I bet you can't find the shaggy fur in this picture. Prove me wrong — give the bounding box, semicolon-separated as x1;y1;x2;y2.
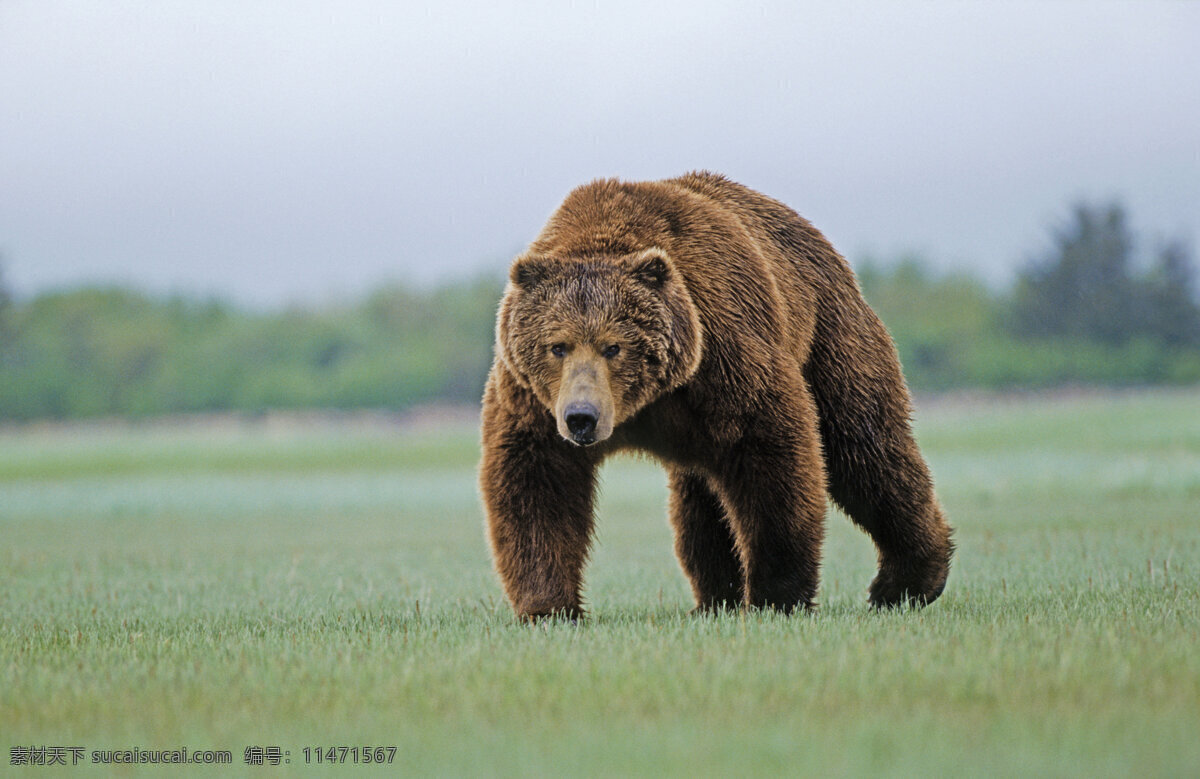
480;172;953;620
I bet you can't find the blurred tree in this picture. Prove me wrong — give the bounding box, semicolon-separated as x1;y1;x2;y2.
0;258;11;343
1009;202;1200;347
1010;203;1138;344
0;258;9;307
1138;240;1200;346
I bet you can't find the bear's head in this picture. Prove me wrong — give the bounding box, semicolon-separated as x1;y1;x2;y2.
497;248;702;446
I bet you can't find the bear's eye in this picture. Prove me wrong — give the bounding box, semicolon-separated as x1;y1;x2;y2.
601;344;620;359
550;343;567;358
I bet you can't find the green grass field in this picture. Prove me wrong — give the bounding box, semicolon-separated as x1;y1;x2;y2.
3;391;1198;775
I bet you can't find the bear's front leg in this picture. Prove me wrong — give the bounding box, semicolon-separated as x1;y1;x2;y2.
710;391;828;612
668;468;745;611
480;398;598;621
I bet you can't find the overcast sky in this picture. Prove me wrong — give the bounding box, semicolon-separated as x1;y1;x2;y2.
1;1;1197;307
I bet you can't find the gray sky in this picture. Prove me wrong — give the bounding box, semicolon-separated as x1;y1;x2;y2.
2;1;1197;306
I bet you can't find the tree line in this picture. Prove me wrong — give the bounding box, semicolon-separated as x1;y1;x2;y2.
1;201;1198;420
0;276;499;420
859;202;1200;391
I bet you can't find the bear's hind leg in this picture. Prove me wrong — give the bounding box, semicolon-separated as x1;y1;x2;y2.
668;468;744;612
804;308;954;607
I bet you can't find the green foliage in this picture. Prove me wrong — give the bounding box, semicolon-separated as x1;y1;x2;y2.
857;202;1200;392
857;258;1005;391
0;276;505;420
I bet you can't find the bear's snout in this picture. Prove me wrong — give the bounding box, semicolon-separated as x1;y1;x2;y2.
564;402;599;445
554;354;615;445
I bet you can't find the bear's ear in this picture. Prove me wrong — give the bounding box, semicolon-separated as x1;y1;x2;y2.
510;255;551;290
628;250;670;290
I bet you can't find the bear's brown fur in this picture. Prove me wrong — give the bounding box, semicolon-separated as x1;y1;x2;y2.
480;172;953;620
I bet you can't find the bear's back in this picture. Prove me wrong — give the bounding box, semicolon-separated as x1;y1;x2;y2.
663;172;855;356
533;172;860;360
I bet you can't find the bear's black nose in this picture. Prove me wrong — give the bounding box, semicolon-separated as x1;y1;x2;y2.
565;403;599;444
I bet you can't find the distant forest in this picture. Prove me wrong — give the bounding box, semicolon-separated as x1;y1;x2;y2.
2;201;1198;420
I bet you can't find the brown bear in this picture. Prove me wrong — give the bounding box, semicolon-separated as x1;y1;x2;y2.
480;172;952;620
